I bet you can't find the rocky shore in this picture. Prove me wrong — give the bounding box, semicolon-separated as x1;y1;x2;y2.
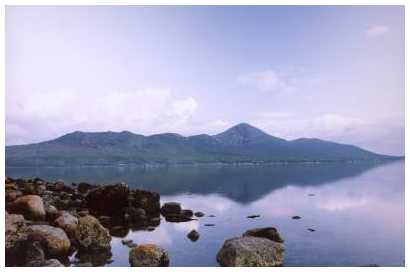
5;177;285;267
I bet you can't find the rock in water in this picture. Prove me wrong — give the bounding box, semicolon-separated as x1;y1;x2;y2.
86;183;129;215
216;236;285;267
129;244;169;267
160;202;181;215
291;216;301;220
27;225;71;256
9;195;46;221
6;213;29;265
187;230;200;242
53;211;78;239
75;215;111;250
243;227;284;243
194;211;205;217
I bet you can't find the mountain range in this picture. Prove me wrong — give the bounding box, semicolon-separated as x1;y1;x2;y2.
5;123;402;167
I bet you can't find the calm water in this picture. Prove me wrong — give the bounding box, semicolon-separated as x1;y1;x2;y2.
6;161;405;267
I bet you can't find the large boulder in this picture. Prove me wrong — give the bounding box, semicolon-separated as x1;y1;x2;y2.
132;189;160;215
6;213;29;265
216;236;285;267
86;183;129;215
9;195;46;221
27;225;71;256
160;202;181;216
53;211;78;239
129;244;169;267
75;215;111;250
243;227;284;243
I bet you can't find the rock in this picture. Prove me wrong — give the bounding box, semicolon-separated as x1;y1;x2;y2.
181;209;193;218
307;228;315;232
208;215;216;217
160;202;181;215
9;195;46;221
122;239;138;248
86;183;130;215
6;213;29;265
204;223;215;227
78;182;93;194
25;240;46;266
42;258;64;267
54;181;66;191
129;244;169;267
308;193;315;197
132;189;161;215
44;205;59;222
6;189;18;202
164;215;195;223
243;227;284;243
77;210;90;217
28;225;71;256
194;211;205;217
54;211;78;239
291;216;301;220
75;215;111;250
75;247;113;266
216;236;285;267
122;207;146;222
247;214;260;219
187;230;200;242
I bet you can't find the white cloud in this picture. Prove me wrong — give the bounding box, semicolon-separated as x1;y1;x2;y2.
238;70;295;93
251;112;367;141
366;25;389;37
6;88;199;144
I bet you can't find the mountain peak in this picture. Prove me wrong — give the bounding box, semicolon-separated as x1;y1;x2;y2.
215;123;282;145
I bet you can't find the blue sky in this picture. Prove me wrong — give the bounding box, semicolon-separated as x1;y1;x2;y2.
6;6;404;155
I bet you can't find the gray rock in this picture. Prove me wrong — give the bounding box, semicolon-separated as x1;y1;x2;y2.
42;258;64;267
75;215;111;250
54;211;78;238
216;236;285;267
129;244;169;267
25;241;45;266
28;225;71;256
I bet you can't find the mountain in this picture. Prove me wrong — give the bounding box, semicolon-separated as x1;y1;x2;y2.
5;123;402;167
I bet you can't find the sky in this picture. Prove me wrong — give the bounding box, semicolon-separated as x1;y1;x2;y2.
6;6;405;155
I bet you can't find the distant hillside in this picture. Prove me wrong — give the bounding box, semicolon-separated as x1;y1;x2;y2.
5;123;402;167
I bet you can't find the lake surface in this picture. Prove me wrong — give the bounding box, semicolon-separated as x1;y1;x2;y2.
6;161;405;267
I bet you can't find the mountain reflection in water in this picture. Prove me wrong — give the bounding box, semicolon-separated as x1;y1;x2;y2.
6;161;404;266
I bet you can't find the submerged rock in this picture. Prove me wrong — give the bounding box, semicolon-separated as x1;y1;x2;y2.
247;214;260;219
307;228;316;232
194;211;205;217
129;244;169;267
291;216;301;220
27;225;71;256
75;215;111;251
243;227;284;243
216;236;284;267
187;230;200;242
9;195;46;221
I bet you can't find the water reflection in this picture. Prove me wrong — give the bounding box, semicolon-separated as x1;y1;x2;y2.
6;161;404;266
5;161;393;203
